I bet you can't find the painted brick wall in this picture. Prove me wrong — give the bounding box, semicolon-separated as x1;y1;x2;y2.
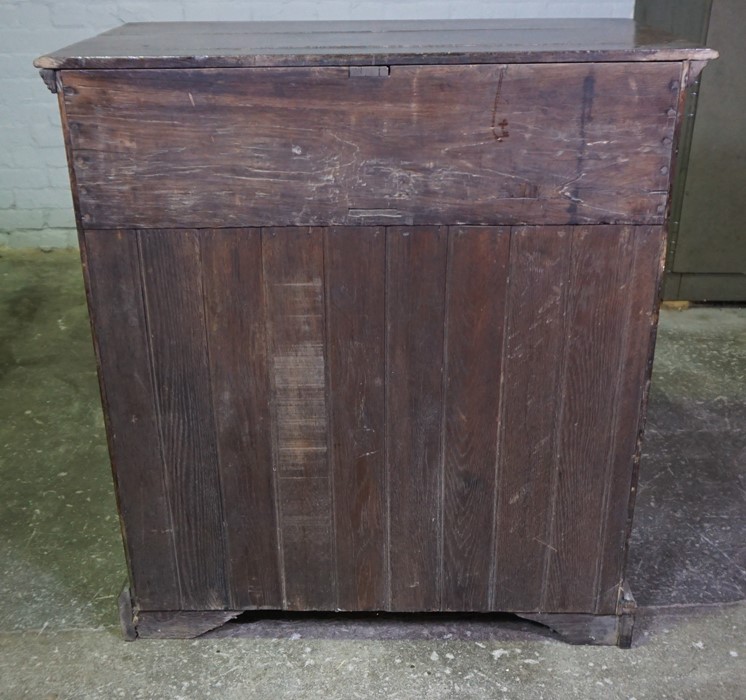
0;0;633;248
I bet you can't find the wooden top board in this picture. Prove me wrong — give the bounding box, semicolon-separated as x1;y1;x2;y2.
35;19;717;70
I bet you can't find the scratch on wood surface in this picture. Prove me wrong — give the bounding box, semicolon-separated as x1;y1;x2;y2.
534;536;558;553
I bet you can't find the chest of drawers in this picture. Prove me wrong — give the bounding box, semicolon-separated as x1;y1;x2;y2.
36;19;715;645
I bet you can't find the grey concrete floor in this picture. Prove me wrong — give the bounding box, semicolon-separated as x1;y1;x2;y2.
0;248;744;699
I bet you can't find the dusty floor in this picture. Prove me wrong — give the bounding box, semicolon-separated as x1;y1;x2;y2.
0;248;743;699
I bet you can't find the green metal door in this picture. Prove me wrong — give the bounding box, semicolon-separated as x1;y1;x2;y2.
636;0;746;300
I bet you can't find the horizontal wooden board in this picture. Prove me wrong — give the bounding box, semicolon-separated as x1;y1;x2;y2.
34;19;717;70
63;62;680;229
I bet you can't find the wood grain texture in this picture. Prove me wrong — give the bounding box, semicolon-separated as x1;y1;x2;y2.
441;226;510;611
594;226;666;613
542;226;637;613
492;227;573;612
200;229;282;610
61;62;679;230
262;227;335;610
34;19;717;70
83;230;181;611
386;226;448;611
325;227;387;610
85;224;665;623
138;229;228;610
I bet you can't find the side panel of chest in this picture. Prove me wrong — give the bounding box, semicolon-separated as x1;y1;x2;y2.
61;63;680;229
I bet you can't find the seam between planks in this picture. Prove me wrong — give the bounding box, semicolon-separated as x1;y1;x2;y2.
321;228;340;609
196;230;232;609
488;226;513;610
383;227;392;611
260;227;288;610
437;226;453;609
540;227;573;611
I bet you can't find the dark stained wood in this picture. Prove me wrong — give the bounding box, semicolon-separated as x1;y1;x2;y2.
34;19;717;70
441;227;510;611
200;229;282;610
520;581;637;647
325;227;387;611
118;586;137;642
543;226;638;613
594;226;666;613
61;62;680;230
138;229;228;610
85;224;664;630
262;227;335;610
82;230;181;612
386;226;448;611
492;227;573;612
54;70;85;234
40;17;713;643
134;609;241;639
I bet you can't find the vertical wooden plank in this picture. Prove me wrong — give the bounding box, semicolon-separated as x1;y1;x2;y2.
139;229;228;610
595;226;666;613
492;227;572;612
386;226;448;611
543;226;636;612
441;226;510;611
201;229;282;610
325;227;387;610
263;227;335;610
82;230;181;611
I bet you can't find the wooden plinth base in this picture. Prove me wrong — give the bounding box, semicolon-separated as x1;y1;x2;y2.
118;584;637;647
118;586;241;640
517;584;637;647
516;609;634;647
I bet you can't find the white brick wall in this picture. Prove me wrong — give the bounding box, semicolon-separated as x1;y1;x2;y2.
0;0;633;248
